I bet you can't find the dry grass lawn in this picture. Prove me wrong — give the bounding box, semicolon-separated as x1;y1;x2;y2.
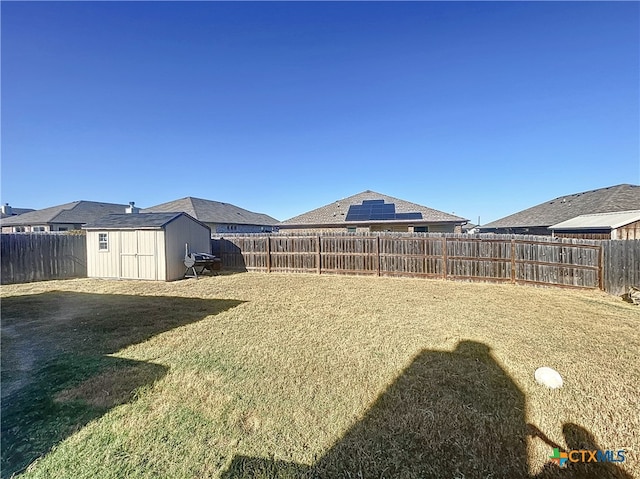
1;273;638;478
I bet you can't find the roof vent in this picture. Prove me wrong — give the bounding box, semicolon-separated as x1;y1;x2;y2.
125;201;140;214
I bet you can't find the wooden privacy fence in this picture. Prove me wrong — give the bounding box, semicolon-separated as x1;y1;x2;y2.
601;240;640;296
2;233;636;295
213;233;606;290
1;233;87;284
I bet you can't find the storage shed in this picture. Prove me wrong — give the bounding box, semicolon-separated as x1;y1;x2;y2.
549;209;640;240
83;212;211;281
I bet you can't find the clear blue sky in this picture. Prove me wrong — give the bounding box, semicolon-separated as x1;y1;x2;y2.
2;1;639;224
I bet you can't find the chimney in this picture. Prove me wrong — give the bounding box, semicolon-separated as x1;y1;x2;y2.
1;203;12;215
125;201;140;214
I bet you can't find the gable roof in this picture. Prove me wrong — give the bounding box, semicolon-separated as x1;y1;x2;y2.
83;212;208;230
0;201;130;226
279;190;467;226
142;197;279;226
481;184;640;229
549;209;640;231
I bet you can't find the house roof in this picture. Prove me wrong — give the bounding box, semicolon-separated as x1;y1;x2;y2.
549;209;640;231
83;212;208;230
1;207;35;219
481;184;640;229
279;190;468;226
142;197;279;226
0;201;130;226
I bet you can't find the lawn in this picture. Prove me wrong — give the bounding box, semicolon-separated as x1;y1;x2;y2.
1;273;638;479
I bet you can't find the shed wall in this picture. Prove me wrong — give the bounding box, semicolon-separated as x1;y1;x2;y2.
613;220;640;240
87;229;166;280
87;230;121;278
164;215;211;281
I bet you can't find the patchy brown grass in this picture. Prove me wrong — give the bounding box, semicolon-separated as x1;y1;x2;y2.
54;363;165;409
2;273;638;479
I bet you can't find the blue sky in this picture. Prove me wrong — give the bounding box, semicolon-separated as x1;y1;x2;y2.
2;1;638;224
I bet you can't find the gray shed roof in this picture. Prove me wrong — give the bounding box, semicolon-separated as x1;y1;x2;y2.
83;212;209;231
481;184;640;229
0;201;130;226
279;190;468;226
142;197;279;226
549;209;640;231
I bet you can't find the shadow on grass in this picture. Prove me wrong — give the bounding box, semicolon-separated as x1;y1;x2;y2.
221;341;632;479
1;291;244;479
212;238;248;274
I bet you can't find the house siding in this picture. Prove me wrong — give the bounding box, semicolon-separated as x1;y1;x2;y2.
212;223;276;234
280;223;460;234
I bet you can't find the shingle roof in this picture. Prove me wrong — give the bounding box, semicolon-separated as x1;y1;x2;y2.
83;212;207;230
142;197;279;226
0;201;130;226
549;209;640;230
279;190;467;226
481;184;640;229
1;208;35;219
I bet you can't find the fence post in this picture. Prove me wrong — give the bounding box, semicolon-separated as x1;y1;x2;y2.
316;235;321;275
266;236;271;273
598;244;604;291
376;236;381;276
510;239;516;284
442;237;447;279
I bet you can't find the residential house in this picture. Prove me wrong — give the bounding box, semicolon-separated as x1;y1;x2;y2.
0;203;35;220
462;223;480;234
0;200;131;233
142;197;279;234
480;184;640;236
278;190;468;233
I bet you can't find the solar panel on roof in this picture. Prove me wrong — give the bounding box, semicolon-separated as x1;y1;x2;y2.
345;201;423;222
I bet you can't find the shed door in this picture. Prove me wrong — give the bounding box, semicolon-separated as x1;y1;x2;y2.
120;231;157;280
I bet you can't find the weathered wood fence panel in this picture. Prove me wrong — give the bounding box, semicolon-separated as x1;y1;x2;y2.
1;233;87;284
2;233;636;294
601;240;640;296
215;233;608;291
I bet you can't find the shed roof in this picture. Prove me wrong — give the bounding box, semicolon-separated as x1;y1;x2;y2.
0;201;130;226
142;197;278;226
83;212;209;231
549;209;640;231
279;190;467;226
481;184;640;229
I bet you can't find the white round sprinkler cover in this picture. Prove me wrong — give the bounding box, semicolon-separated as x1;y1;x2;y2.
534;367;563;389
